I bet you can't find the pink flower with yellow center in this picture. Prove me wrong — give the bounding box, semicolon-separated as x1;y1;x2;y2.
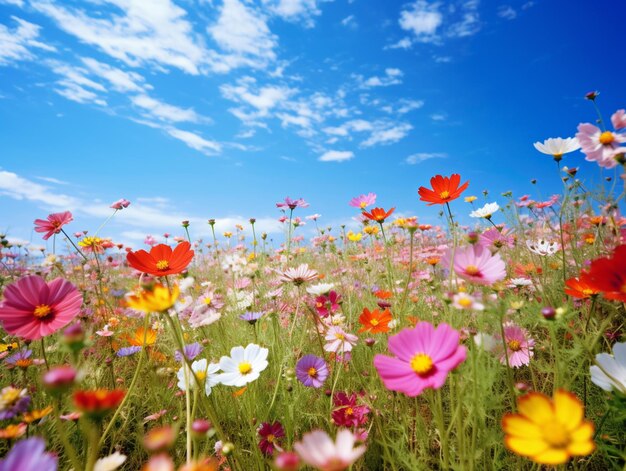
443;245;506;285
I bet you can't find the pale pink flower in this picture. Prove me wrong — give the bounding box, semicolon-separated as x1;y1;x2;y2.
611;109;626;130
349;193;377;209
576;123;626;168
110;198;131;210
279;264;318;285
294;429;366;471
451;292;484;311
276;197;309;210
324;326;357;353
442;245;506;285
494;322;534;368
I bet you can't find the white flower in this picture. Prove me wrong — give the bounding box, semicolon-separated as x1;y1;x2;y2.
508;278;533;288
590;342;626;394
227;289;254;312
178;276;195;292
221;254;247;273
470;202;500;219
526;239;559;256
473;333;497;352
324;326;357;353
216;344;269;387
452;292;484;311
306;283;335;296
94;452;127;471
533;137;580;160
177;358;221;396
294;429;366;471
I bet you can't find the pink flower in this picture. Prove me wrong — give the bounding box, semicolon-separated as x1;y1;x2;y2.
494;322;534;368
294;429;366;471
324;326;358;354
0;275;83;340
276;197;309;210
443;245;506;285
612;109;626;130
279;264;319;285
478;228;514;252
110;198;131;210
349;193;377;209
373;322;466;396
33;211;73;240
576;123;626;168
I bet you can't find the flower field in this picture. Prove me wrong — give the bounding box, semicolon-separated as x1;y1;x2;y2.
1;96;626;470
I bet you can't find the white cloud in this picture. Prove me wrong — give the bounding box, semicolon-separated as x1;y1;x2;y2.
386;37;413;50
208;0;277;72
49;61;108;106
397;99;424;114
361;122;412;147
0;170;78;208
220;78;296;114
341;15;357;28
431;113;447;121
406;152;447;164
319;150;354;162
166;128;222;155
399;1;442;42
497;5;517;20
81;57;148;92
0;16;56;66
262;0;323;27
35;176;68;185
447;0;481;38
356;68;404;88
1;0;25;6
131;94;206;123
32;0;207;75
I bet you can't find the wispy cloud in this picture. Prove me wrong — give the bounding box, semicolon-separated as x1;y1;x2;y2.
355;68;403;88
319;150;354;162
131;94;209;124
0;16;56;66
405;152;447;164
497;5;517;20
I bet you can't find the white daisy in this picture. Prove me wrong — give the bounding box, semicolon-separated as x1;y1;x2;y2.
94;452;127;471
306;283;335;296
590;342;626;394
533;137;580;161
177;358;221;396
216;344;269;387
526;239;559;256
470;202;500;219
508;278;534;288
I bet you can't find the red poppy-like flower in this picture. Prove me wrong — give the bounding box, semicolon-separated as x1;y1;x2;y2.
586;245;626;301
126;242;194;276
33;211;73;240
362;207;395;223
418;174;469;206
358;308;392;333
564;272;600;299
73;389;125;417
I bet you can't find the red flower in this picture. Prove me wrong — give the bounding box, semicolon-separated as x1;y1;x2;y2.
257;421;285;456
33;211;73;240
564;272;600;299
586;245;626;301
126;241;194;276
418;174;469;206
358;307;392;333
73;389;125;417
331;392;370;428
362;207;395;223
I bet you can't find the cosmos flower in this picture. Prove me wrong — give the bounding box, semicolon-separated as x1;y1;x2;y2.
279;264;319;285
443;245;506;285
358;307;392;333
306;283;335;296
296;354;329;388
331;392;370;428
526;240;559;256
0;437;58;471
94;452;127;471
5;348;33;368
612;109;626;130
73;389;125;418
314;291;341;318
110;198;131;210
494;322;534;368
294;429;366;471
324;326;358;354
585;245;626;302
116;346;142;357
216;344;269;387
418;174;469;206
257;421;285;456
478;228;514;251
361;207;395;224
177;358;220;396
0;387;30;420
576;122;626;168
373;322;466;396
126;284;180;313
564;273;600;299
126;242;194;276
33;211;73;240
590;341;626;394
502;390;594;465
174;342;203;362
533;137;580;162
0;275;83;341
349;193;377;209
276;197;309;210
240;311;264;324
470;202;500;219
451;292;484;311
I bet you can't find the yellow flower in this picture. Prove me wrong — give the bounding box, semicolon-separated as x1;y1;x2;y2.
127;284;180;313
502;390;595;465
23;406;53;424
363;226;379;235
465;196;478;203
0;342;18;353
223;232;232;238
78;236;102;248
347;231;363;242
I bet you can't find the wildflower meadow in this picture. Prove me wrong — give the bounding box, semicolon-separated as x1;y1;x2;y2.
0;93;625;471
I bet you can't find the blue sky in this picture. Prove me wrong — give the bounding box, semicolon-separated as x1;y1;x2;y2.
1;0;625;249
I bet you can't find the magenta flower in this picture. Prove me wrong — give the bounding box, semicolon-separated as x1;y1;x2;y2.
296;354;329;388
576;122;626;168
257;421;285;456
294;429;366;471
349;193;377;209
442;245;506;285
33;211;73;240
0;275;83;340
314;291;341;318
0;437;57;471
110;198;131;210
332;392;370;428
276;197;309;210
494;322;534;368
373;322;466;396
478;228;514;252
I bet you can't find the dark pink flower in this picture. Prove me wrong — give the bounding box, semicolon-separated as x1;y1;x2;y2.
258;421;285;456
33;211;73;240
332;392;370;428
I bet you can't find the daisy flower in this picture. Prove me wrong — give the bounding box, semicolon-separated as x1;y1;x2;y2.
94;452;126;471
470;202;500;219
451;292;484;311
526;240;559;256
533;137;580;162
177;358;220;396
306;283;335;296
0;387;30;420
216;344;269;387
590;341;626;394
294;429;366;471
324;326;358;354
576;122;626;168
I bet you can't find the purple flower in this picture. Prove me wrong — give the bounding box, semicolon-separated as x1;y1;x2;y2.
175;342;203;362
239;311;264;325
0;437;58;471
5;349;32;366
0;386;31;420
349;193;377;209
117;346;142;357
296;355;329;388
276;197;309;210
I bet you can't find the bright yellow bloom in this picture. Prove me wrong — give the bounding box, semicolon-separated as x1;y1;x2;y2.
363;226;379;235
127;284;180;313
347;231;363;242
23;406;53;424
464;196;478;203
0;342;18;353
502;390;595;465
78;236;103;248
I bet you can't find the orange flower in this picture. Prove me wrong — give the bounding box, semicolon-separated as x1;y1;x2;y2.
74;389;125;417
358;307;392;333
362;207;395;223
126;327;158;346
374;290;393;299
126;242;194;276
565;273;600;299
418;174;469;206
0;423;26;439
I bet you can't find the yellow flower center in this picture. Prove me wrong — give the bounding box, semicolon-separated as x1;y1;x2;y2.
203;297;212;305
465;265;480;276
542;421;570;448
458;297;473;308
335;333;345;340
370;318;379;326
307;367;318;378
16;359;32;368
1;388;20;404
410;353;434;376
156;260;170;271
239;362;252;375
346;407;354;415
439;190;450;200
267;434;275;443
195;370;207;382
33;304;52;319
599;131;615;145
508;340;522;351
359;202;367;209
